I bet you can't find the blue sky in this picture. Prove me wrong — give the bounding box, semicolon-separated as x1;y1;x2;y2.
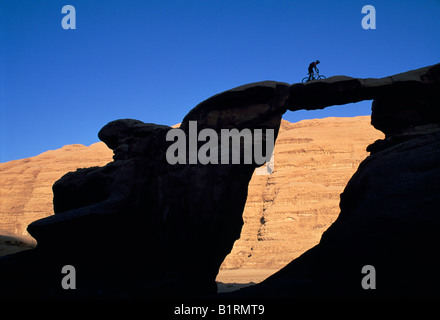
1;0;439;162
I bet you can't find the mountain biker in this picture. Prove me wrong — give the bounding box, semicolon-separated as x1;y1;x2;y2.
308;60;320;81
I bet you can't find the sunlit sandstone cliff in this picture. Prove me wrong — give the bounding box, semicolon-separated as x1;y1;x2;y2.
0;117;383;273
0;143;113;235
221;116;383;270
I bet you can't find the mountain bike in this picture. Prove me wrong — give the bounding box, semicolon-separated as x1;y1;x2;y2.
301;68;326;83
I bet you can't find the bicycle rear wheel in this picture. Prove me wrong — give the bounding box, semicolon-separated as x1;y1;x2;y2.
301;77;309;83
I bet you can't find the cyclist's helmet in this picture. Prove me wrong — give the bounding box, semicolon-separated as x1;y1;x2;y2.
316;60;320;63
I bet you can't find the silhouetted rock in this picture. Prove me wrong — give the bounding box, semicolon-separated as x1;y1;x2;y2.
230;64;440;298
0;63;439;298
371;64;440;135
287;64;440;119
0;116;384;275
0;82;286;298
232;122;440;298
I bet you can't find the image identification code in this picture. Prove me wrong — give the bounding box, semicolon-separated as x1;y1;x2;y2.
174;304;264;317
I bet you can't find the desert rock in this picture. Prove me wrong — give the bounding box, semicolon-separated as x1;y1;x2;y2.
220;116;383;270
234;122;440;298
0;143;113;235
0;117;383;277
0;63;438;298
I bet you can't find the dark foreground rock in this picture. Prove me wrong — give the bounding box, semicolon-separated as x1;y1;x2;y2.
229;123;440;298
0;63;439;298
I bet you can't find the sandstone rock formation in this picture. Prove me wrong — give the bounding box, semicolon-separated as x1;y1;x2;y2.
0;63;438;298
0;143;113;235
233;122;440;298
232;64;440;298
220;117;383;270
0;117;383;275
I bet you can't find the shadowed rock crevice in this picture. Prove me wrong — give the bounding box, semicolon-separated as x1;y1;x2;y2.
0;63;439;298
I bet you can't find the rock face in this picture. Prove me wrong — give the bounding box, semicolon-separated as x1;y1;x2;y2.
234;122;440;298
0;81;287;298
221;117;383;270
0;63;438;298
233;65;440;298
0;143;113;235
0;117;382;273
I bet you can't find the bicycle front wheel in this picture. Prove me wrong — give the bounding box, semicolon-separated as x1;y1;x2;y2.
317;75;326;80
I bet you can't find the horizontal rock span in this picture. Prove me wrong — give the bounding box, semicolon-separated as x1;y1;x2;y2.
183;63;440;135
0;63;438;298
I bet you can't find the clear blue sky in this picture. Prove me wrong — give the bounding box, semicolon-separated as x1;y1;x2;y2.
1;0;439;162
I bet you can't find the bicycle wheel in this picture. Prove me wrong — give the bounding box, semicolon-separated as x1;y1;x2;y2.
301;77;309;83
317;75;326;80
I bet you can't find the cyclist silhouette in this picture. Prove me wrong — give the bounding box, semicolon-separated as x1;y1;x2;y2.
308;60;320;81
